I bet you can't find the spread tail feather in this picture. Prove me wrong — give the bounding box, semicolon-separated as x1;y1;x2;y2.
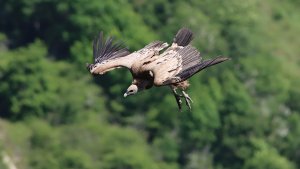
173;28;194;47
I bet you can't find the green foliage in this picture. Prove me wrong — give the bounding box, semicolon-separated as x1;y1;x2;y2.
0;0;156;61
60;150;93;169
0;40;105;122
179;81;221;152
29;119;59;150
152;133;179;163
0;41;53;118
244;139;295;169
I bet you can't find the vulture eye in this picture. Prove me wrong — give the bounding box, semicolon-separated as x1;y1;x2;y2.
129;90;134;93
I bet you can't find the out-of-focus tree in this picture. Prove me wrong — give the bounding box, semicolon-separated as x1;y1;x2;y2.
0;40;105;122
244;139;295;169
0;0;300;169
0;0;156;60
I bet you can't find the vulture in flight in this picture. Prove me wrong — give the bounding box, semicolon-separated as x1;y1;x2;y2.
87;28;229;110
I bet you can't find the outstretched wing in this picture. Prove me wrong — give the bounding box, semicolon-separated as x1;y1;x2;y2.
150;45;200;85
87;32;132;74
93;32;130;64
87;32;169;75
174;56;229;82
147;45;229;86
140;27;194;72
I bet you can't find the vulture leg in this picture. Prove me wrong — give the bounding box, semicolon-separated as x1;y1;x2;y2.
182;91;193;110
170;86;183;111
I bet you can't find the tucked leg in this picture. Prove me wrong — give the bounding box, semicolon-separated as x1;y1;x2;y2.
170;86;182;111
182;91;193;111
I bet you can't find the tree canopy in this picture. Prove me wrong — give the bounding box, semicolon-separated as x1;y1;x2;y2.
1;0;300;169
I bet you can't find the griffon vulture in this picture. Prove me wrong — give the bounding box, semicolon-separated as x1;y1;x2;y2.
87;28;229;110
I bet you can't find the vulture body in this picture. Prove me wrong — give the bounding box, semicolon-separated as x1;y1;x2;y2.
87;28;229;110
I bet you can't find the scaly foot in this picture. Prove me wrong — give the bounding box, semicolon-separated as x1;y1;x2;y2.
170;87;183;111
182;91;193;111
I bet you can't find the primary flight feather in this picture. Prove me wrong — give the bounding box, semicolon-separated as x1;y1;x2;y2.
87;28;229;110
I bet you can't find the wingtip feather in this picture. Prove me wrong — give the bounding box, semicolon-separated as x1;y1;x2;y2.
92;31;129;64
173;28;194;47
176;55;230;81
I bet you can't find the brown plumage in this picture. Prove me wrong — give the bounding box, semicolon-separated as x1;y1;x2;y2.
87;28;229;110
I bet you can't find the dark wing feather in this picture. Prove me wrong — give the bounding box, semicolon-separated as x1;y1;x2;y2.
178;45;201;70
152;45;229;85
93;31;130;63
151;45;200;85
173;28;194;47
176;57;229;81
163;27;194;53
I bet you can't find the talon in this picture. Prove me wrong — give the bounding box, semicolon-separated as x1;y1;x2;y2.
182;91;193;103
182;91;193;111
174;93;182;111
176;96;182;111
170;86;183;111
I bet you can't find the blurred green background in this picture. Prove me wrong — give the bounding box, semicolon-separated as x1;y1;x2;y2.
0;0;300;169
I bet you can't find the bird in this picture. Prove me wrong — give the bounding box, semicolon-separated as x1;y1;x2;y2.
86;28;229;111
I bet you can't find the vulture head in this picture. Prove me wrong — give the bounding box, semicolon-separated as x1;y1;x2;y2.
86;63;94;71
124;84;138;97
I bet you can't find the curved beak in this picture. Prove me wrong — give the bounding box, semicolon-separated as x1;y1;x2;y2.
86;63;93;72
123;93;128;97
